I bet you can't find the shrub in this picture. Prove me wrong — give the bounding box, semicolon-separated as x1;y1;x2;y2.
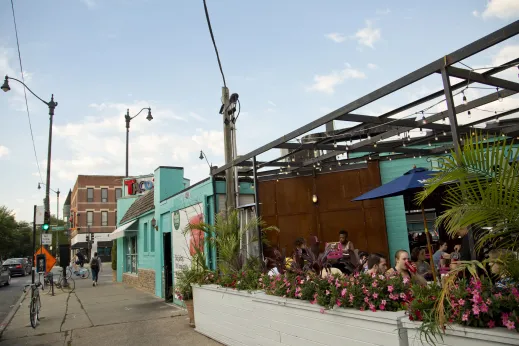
111;240;117;271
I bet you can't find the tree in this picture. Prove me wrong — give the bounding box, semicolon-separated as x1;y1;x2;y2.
0;206;17;260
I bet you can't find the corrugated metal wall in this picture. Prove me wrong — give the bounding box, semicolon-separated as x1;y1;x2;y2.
258;162;388;257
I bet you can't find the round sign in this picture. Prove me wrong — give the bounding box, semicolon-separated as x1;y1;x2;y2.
173;211;180;230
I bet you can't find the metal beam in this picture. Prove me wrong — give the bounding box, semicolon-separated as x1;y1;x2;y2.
441;67;462;154
211;21;519;176
446;66;519;93
319;58;519;146
300;89;516;167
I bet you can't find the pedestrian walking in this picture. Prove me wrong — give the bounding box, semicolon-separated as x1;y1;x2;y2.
90;252;102;287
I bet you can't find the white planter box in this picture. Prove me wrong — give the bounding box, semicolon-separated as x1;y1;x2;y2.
193;285;408;346
403;318;519;346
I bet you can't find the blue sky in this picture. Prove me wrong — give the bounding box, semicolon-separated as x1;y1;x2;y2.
0;0;518;221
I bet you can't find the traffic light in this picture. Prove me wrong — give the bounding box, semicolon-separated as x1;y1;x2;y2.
86;235;90;242
42;211;50;231
90;233;94;242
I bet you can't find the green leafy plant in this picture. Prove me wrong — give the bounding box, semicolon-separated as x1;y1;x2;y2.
184;208;278;276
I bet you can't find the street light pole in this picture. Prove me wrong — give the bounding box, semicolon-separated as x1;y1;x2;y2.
125;107;153;177
2;75;57;227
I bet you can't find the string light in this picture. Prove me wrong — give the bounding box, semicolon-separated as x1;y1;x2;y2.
296;172;300;175
373;142;377;148
443;131;447;136
403;141;407;147
287;164;291;168
333;141;337;148
442;117;446;124
368;156;372;160
419;127;423;133
317;162;320;166
367;134;371;140
419;154;422;158
497;87;503;102
338;161;341;166
444;149;448;154
413;155;416;158
389;157;392;161
435;133;438;141
428;142;432;147
329;167;332;171
468;110;471;118
421;111;427;124
462;91;468;105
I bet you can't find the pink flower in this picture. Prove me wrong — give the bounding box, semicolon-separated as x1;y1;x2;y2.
373;293;379;299
349;294;354;303
512;287;519;299
389;293;398;301
486;298;492;306
341;288;347;297
310;298;317;305
378;275;385;280
387;285;394;293
400;293;406;300
458;299;465;306
369;303;376;312
502;312;510;325
320;308;325;314
259;278;262;282
325;290;330;296
472;305;480;315
480;303;488;313
300;279;304;285
379;303;385;310
336;299;342;307
403;277;410;285
488;320;496;328
372;281;378;288
364;297;370;303
505;320;516;330
462;311;470;322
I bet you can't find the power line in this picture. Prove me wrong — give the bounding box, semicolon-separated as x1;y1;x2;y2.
202;0;227;88
10;0;44;184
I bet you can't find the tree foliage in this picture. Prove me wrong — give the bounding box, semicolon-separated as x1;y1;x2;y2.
0;206;33;260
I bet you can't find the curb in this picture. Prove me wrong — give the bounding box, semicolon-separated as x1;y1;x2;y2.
0;289;27;339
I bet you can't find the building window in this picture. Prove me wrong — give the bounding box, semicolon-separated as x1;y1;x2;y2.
97;247;111;257
150;223;155;252
126;236;137;273
87;211;93;226
143;222;148;253
101;188;108;202
115;188;122;200
101;211;108;226
87;188;94;202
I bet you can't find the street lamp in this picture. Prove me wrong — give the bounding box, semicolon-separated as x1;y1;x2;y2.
199;150;212;174
125;107;152;177
3;75;57;228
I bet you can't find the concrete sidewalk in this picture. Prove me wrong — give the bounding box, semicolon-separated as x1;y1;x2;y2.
0;267;221;346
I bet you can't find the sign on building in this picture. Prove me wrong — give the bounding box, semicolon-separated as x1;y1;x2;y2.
123;175;154;197
172;203;204;282
35;205;45;225
42;233;53;245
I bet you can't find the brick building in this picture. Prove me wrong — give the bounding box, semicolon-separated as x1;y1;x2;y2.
69;175;124;262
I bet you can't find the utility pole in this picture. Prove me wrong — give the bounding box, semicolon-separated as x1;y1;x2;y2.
56;189;60;258
222;86;236;211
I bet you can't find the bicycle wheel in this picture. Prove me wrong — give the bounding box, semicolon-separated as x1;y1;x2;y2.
80;269;90;279
60;277;75;293
36;294;41;321
29;295;37;328
65;267;72;280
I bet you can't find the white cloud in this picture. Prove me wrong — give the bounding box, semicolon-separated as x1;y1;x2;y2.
354;20;381;49
188;112;205;121
472;10;480;17
308;64;366;94
376;8;391;15
325;33;347;43
80;0;96;9
367;63;378;70
267;100;277;107
481;0;519;19
0;145;9;158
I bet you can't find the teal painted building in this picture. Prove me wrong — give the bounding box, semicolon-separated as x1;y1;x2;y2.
111;166;255;302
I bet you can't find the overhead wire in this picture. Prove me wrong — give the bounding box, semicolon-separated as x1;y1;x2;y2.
202;0;227;88
10;0;44;184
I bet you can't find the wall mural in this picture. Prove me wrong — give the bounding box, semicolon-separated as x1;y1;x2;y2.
172;203;204;287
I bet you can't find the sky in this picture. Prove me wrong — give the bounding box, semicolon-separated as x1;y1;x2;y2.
0;0;518;222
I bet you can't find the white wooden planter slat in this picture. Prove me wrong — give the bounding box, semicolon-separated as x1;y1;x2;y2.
403;318;519;346
193;285;519;346
193;285;407;346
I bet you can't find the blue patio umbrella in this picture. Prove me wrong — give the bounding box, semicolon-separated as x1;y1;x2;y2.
352;167;437;201
353;166;439;282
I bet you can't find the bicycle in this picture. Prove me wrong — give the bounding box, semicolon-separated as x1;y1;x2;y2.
23;282;42;328
54;273;75;293
73;266;90;279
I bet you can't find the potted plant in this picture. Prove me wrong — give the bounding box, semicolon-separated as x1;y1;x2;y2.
111;240;117;282
174;255;207;328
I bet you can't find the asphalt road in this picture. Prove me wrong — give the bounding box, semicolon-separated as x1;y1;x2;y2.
0;274;31;323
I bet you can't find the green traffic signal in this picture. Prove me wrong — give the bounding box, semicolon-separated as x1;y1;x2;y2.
42;224;50;231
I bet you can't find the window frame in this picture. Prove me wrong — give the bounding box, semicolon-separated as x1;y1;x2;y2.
87;211;94;226
143;222;149;253
101;211;108;226
101;188;108;203
115;188;122;200
87;188;94;202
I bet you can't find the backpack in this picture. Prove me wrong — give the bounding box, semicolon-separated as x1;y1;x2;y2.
91;257;99;269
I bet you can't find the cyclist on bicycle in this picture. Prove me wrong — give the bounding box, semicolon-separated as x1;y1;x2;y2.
75;251;85;268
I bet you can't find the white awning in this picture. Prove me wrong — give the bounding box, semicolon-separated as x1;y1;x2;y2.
109;220;138;240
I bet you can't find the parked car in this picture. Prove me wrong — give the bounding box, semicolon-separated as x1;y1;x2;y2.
2;258;31;276
0;265;11;286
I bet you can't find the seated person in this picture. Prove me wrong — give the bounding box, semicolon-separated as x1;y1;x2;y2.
358;251;369;272
366;253;387;276
433;242;450;269
321;267;344;278
411;247;432;281
439;258;450;275
386;250;427;286
293;237;308;268
488;249;516;290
